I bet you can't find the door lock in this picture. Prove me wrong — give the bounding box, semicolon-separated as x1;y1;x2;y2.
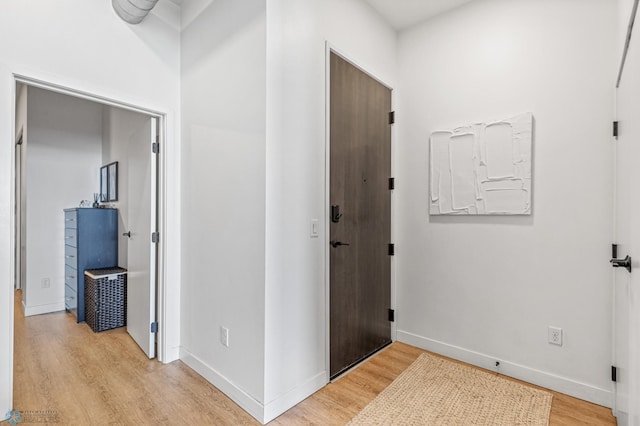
611;255;632;273
331;205;343;223
122;231;131;238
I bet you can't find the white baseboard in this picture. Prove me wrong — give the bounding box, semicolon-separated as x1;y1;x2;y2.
179;348;265;423
163;345;180;363
263;371;326;423
179;347;327;424
23;301;65;317
397;330;612;408
615;410;628;426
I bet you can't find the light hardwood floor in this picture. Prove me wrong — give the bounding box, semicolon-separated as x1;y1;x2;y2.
13;290;616;425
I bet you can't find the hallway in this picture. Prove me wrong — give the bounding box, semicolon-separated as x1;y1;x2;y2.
13;291;615;425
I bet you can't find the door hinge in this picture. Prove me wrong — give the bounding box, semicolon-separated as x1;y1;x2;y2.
152;232;160;243
388;308;395;322
152;142;159;154
612;365;617;382
612;243;618;259
389;111;396;125
389;177;395;190
613;121;619;138
151;322;158;333
388;243;395;256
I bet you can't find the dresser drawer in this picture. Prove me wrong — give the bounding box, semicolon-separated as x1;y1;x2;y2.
64;210;78;229
63;207;118;323
65;283;77;313
64;228;77;247
65;265;78;285
64;244;77;267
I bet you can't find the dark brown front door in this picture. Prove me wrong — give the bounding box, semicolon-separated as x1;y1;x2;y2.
329;52;392;379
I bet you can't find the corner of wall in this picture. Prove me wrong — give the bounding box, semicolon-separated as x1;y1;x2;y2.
179;347;267;423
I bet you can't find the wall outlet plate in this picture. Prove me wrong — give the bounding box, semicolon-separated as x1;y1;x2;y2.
548;326;562;346
220;326;229;347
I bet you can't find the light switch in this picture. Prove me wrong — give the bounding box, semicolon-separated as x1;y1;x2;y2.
310;219;319;238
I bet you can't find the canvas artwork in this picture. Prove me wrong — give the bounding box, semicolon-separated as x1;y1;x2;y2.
429;112;533;215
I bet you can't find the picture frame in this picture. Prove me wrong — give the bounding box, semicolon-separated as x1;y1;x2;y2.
100;165;108;202
107;161;118;202
99;161;119;202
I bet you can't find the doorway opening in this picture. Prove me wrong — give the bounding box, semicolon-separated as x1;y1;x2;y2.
12;77;166;364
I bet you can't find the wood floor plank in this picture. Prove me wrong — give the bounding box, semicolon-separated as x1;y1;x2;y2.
13;291;616;425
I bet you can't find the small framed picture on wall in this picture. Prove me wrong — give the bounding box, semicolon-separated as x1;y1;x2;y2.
107;161;118;202
100;165;108;202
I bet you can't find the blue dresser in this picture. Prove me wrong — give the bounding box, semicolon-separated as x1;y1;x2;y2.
64;208;118;322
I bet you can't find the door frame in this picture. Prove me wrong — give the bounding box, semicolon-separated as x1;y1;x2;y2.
324;43;397;381
14;127;23;292
10;74;169;361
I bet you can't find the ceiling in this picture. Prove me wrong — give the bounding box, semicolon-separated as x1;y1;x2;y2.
165;0;475;32
363;0;475;30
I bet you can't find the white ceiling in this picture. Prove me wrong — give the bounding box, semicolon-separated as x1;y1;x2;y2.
363;0;475;30
165;0;475;32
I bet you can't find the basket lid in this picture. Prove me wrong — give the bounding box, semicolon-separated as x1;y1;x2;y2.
84;267;127;279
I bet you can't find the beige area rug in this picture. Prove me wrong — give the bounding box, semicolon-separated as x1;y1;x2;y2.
348;353;553;426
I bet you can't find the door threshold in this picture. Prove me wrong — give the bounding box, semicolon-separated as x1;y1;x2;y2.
330;340;393;381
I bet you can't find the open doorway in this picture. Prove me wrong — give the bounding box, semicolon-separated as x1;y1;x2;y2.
13;81;163;359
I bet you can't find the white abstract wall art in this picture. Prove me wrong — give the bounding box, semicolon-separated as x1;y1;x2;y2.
429;112;533;215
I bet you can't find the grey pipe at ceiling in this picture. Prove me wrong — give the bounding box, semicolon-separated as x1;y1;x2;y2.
112;0;159;24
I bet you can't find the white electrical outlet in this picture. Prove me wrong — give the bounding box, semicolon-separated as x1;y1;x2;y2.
220;326;229;347
548;326;563;346
41;278;50;289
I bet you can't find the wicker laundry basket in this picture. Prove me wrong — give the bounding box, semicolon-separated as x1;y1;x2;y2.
84;267;127;332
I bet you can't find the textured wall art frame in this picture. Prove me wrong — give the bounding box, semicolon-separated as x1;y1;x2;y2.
429;112;533;215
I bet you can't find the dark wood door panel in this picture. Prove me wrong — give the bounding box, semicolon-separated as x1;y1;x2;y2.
330;52;392;378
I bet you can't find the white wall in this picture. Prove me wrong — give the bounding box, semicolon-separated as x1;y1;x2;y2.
179;0;267;417
178;0;397;422
0;0;181;413
396;0;616;406
263;0;396;421
24;87;103;316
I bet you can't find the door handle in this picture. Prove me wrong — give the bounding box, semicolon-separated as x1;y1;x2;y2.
123;231;131;238
611;255;632;273
330;240;350;248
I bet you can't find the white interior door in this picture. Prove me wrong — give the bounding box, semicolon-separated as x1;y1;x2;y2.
614;3;640;423
14;135;22;291
126;116;157;359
